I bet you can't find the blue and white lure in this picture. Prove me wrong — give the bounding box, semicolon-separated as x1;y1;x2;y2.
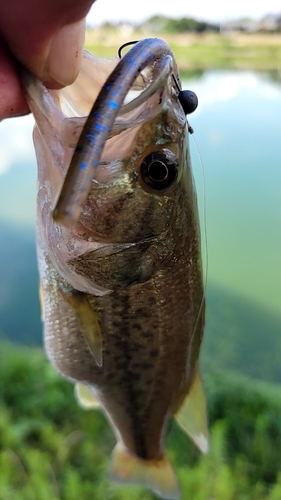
52;38;198;226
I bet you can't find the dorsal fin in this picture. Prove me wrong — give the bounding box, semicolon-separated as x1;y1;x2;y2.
75;382;100;409
174;369;208;453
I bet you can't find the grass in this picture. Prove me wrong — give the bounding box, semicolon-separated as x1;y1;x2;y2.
85;29;281;71
2;341;281;499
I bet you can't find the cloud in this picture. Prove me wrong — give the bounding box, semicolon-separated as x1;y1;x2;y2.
185;71;281;114
87;0;281;24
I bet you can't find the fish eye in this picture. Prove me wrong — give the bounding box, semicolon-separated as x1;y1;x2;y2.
140;150;177;191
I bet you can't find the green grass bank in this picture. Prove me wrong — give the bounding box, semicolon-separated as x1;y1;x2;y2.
2;341;281;499
85;30;281;71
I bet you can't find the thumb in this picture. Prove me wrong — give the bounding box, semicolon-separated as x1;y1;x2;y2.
38;18;86;87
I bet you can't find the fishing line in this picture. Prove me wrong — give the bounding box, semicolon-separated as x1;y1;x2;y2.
191;131;208;303
185;126;209;365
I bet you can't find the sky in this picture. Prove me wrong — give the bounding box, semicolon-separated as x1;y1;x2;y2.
87;0;281;25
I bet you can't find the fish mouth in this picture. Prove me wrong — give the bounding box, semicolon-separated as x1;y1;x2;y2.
23;38;186;223
52;38;185;227
43;39;185;227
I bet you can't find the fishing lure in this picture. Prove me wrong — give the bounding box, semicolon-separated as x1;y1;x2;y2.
53;38;198;226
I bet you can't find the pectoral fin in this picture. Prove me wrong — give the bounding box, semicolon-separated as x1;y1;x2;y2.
61;290;103;367
75;382;100;409
174;369;208;453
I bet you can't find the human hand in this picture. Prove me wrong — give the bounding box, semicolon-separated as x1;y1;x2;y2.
0;0;96;119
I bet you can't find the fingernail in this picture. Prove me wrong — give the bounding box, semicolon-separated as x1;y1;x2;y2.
46;19;85;87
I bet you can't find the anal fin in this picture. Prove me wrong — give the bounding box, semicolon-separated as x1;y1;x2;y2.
109;443;180;500
74;382;100;409
174;369;208;453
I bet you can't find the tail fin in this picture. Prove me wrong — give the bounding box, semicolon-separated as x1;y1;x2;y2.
109;443;180;500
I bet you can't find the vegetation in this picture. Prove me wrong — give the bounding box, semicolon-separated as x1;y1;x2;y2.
85;30;281;71
95;14;281;35
1;342;281;499
138;15;219;34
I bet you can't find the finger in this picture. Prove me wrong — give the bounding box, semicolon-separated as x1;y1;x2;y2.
0;0;94;86
0;39;29;118
41;19;86;87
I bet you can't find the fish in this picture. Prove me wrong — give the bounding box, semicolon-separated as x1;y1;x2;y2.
23;38;208;500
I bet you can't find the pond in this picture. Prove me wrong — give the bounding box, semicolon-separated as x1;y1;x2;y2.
184;70;281;318
0;69;280;379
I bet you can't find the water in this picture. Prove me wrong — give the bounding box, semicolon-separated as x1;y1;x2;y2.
185;70;281;317
0;69;280;351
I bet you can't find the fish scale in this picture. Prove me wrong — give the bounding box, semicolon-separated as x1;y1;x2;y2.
42;229;203;462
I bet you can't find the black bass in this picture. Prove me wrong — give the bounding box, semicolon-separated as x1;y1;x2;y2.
23;38;207;500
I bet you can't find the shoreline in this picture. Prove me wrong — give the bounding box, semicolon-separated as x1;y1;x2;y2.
85;31;281;71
